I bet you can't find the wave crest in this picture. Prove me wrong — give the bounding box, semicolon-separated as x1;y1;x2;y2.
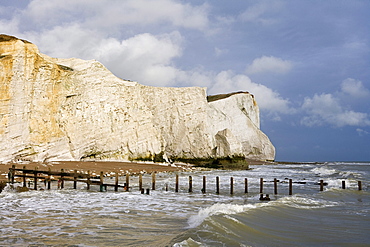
188;203;257;228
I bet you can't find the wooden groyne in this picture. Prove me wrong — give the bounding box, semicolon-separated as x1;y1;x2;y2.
8;165;127;192
6;165;364;195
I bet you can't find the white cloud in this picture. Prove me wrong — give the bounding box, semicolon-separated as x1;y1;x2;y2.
356;128;369;136
246;56;293;75
25;0;210;31
7;6;293;106
23;23;183;86
18;13;295;109
301;93;370;127
96;32;183;86
302;93;341;116
208;71;293;115
25;24;99;59
238;1;282;25
3;0;213;88
0;18;20;35
214;47;228;57
340;78;370;98
0;0;303;122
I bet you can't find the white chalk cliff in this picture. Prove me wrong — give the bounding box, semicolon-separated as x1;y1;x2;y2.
0;35;275;163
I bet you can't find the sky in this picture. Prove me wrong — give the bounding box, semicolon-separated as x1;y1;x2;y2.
1;0;369;162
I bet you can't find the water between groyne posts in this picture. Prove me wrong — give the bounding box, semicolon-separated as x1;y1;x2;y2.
1;162;369;246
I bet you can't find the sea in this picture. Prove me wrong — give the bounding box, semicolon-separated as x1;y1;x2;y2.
0;162;369;246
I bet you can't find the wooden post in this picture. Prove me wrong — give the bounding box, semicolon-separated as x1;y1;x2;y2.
87;170;91;190
259;178;263;194
202;176;206;193
165;183;168;191
100;171;104;192
175;173;179;193
47;167;51;190
60;169;64;189
216;176;220;194
230;177;234;195
146;188;150;195
151;173;156;190
289;179;293;195
11;165;15;184
74;170;77;189
358;181;362;191
115;173;119;192
141;188;145;194
244;178;248;194
189;176;192;193
342;180;345;189
23;165;27;187
319;180;324;191
126;173;130;190
139;173;143;191
34;167;38;190
274;178;278;195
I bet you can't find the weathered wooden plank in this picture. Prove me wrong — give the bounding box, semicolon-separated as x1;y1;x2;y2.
14;175;46;179
11;168;93;178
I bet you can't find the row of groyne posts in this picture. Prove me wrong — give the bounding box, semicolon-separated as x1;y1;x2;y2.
7;165;364;195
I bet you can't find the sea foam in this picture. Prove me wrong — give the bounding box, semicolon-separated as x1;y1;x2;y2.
271;195;339;209
311;166;337;176
187;203;258;228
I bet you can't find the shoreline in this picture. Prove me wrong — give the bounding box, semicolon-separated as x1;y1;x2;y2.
0;161;193;182
0;159;272;182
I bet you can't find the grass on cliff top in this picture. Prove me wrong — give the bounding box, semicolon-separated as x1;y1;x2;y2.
207;91;251;102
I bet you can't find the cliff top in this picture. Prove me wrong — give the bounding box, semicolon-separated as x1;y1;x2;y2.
207;91;252;102
0;34;31;44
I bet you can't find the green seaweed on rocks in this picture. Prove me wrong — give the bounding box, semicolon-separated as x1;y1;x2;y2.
172;156;250;170
130;151;166;163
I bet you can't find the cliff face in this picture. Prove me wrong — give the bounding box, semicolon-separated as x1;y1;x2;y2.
0;35;275;162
